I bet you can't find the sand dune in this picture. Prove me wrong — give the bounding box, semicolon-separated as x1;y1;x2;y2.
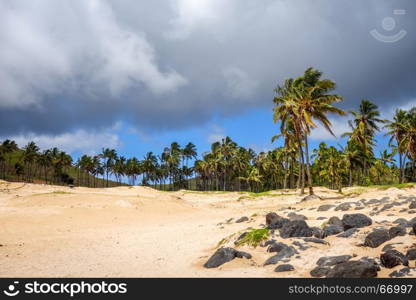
0;180;415;277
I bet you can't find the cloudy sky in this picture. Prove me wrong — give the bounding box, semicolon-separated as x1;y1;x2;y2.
1;0;415;158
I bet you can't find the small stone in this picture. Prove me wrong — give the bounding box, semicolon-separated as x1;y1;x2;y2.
317;205;335;212
389;267;411;278
303;237;329;245
274;264;295;272
236;216;249;223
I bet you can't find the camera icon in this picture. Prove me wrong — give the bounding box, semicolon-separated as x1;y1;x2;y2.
370;9;407;43
3;281;20;297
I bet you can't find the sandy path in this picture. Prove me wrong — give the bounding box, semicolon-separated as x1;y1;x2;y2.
1;180;415;277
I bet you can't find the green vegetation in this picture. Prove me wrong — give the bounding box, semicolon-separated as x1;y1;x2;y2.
235;228;270;248
1;68;416;192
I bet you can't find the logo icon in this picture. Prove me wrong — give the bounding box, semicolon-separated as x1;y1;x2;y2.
370;9;407;43
3;281;20;297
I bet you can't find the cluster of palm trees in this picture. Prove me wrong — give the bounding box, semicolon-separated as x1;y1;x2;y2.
0;140;73;185
75;142;197;189
2;67;416;192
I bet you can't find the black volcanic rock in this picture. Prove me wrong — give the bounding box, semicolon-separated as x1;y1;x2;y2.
342;213;372;230
364;229;391;248
279;220;313;238
204;247;251;268
325;260;379;278
381;250;408;268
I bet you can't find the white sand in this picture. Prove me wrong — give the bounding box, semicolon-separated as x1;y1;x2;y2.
0;180;415;277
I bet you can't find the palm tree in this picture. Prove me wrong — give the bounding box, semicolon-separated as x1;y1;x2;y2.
22;142;39;182
101;148;117;187
385;109;409;183
343;100;385;181
400;108;416;181
1;140;18;179
274;68;344;195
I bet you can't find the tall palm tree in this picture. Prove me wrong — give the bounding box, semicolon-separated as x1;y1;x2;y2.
385;109;408;183
22;141;39;182
101;148;117;187
274;68;344;195
343;100;385;180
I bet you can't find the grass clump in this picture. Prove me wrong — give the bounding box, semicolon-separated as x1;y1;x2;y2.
234;228;270;248
371;183;416;190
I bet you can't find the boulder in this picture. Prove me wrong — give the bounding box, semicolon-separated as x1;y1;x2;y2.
316;255;352;267
292;241;310;251
264;245;297;265
266;213;290;229
267;241;290;253
303;237;329;245
325;260;379;278
409;201;416;209
364;229;391;248
381;243;403;252
393;218;409;227
301;194;321;202
274;264;295;272
310;266;330;277
389;226;406;238
380;250;409;268
279;220;313;238
406;249;416;260
204;247;252;268
342;213;372;230
389;267;411;278
327;216;343;226
310;227;324;238
317;205;335;212
322;225;343;237
335;203;351;211
287;212;307;221
234;232;248;245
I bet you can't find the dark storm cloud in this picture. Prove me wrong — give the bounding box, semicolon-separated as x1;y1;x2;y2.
1;0;415;136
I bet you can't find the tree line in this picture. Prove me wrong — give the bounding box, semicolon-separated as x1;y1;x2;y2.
1;68;415;192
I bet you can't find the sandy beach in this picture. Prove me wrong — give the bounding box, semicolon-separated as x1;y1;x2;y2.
0;180;415;277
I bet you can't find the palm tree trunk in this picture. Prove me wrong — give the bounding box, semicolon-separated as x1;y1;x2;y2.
304;135;314;195
297;141;305;195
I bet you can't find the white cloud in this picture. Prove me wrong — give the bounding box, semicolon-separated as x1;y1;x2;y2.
0;0;187;109
223;67;259;100
165;0;225;39
309;117;350;141
382;98;416;120
207;125;225;144
4;128;121;155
